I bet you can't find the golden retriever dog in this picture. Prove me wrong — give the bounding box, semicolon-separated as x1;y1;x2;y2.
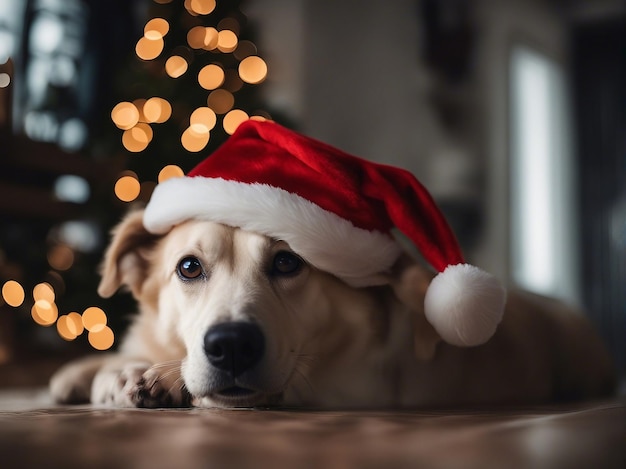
50;209;615;409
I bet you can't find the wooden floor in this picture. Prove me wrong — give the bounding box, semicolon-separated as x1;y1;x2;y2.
0;389;623;469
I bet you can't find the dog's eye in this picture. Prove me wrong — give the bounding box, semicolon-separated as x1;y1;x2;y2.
177;256;204;280
271;251;304;276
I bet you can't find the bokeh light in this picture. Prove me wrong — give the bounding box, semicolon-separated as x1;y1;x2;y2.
158;165;185;183
198;64;225;90
189;106;217;133
234;40;257;61
166;55;188;78
218;18;240;36
207;89;234;114
223;110;249;135
2;280;25;307
33;282;55;303
189;0;216;15
217;30;238;53
111;102;140;130
187;26;218;50
47;244;75;271
136;36;164;60
31;300;58;326
181;126;210;152
115;175;141;202
143;97;172;123
56;315;78;341
122;123;153;152
144;18;169;40
82;306;107;332
239;56;268;84
88;325;115;351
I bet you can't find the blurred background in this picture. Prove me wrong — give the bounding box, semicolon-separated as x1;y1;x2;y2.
0;0;624;392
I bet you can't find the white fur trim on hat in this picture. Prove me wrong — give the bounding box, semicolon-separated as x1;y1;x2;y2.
143;177;402;286
423;264;506;346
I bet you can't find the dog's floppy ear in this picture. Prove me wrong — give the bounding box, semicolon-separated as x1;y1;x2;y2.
389;256;441;361
98;209;161;299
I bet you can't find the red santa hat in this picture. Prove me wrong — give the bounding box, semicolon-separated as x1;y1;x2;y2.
144;120;506;347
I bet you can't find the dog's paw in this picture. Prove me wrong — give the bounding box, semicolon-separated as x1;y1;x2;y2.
129;362;191;408
91;361;190;408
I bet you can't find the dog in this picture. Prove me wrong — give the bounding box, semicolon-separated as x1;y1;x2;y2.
49;209;615;409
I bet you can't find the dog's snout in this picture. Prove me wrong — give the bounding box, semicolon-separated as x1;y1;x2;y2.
203;322;265;377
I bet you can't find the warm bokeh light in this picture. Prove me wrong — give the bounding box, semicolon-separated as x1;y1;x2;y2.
198;64;225;90
188;26;214;50
2;280;25;307
217;29;238;53
114;175;141;202
234;40;257;61
32;300;58;326
122;123;153;152
47;244;75;271
239;56;268;84
223;69;243;92
133;99;148;122
111;102;140;130
190;106;217;133
135;36;164;61
144;18;169;40
33;282;55;303
56;315;78;341
223;110;249;135
158;165;185;183
181;126;210;152
82;306;107;332
189;0;216;15
144;97;172;123
207;89;234;114
88;325;115;351
218;18;240;35
67;312;84;336
165;55;188;78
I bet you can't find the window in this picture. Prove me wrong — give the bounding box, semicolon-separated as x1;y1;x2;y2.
509;45;578;302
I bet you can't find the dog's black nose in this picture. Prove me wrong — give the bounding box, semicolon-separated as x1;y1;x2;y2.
203;322;265;377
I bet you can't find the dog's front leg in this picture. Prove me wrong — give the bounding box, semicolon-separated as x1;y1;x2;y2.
91;360;190;408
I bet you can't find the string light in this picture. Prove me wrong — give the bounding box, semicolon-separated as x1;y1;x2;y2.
47;244;75;271
217;30;238;53
144;18;169;40
115;174;141;202
135;36;164;61
223;110;249;135
166;55;188;78
181;126;210;152
190;106;217;133
111;102;140;130
2;280;25;307
144;97;172;123
198;64;225;90
207;89;234;114
239;56;268;84
158;165;185;183
88;326;115;351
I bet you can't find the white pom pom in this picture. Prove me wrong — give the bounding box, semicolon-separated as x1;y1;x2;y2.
423;264;506;347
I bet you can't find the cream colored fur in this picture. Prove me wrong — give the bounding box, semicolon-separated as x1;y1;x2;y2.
50;210;615;408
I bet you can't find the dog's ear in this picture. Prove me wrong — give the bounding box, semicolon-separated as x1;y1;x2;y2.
98;209;161;299
389;256;441;361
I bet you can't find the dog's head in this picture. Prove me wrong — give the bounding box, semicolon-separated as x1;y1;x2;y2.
98;209;439;408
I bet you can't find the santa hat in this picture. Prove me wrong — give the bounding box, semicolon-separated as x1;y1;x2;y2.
144;120;506;347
